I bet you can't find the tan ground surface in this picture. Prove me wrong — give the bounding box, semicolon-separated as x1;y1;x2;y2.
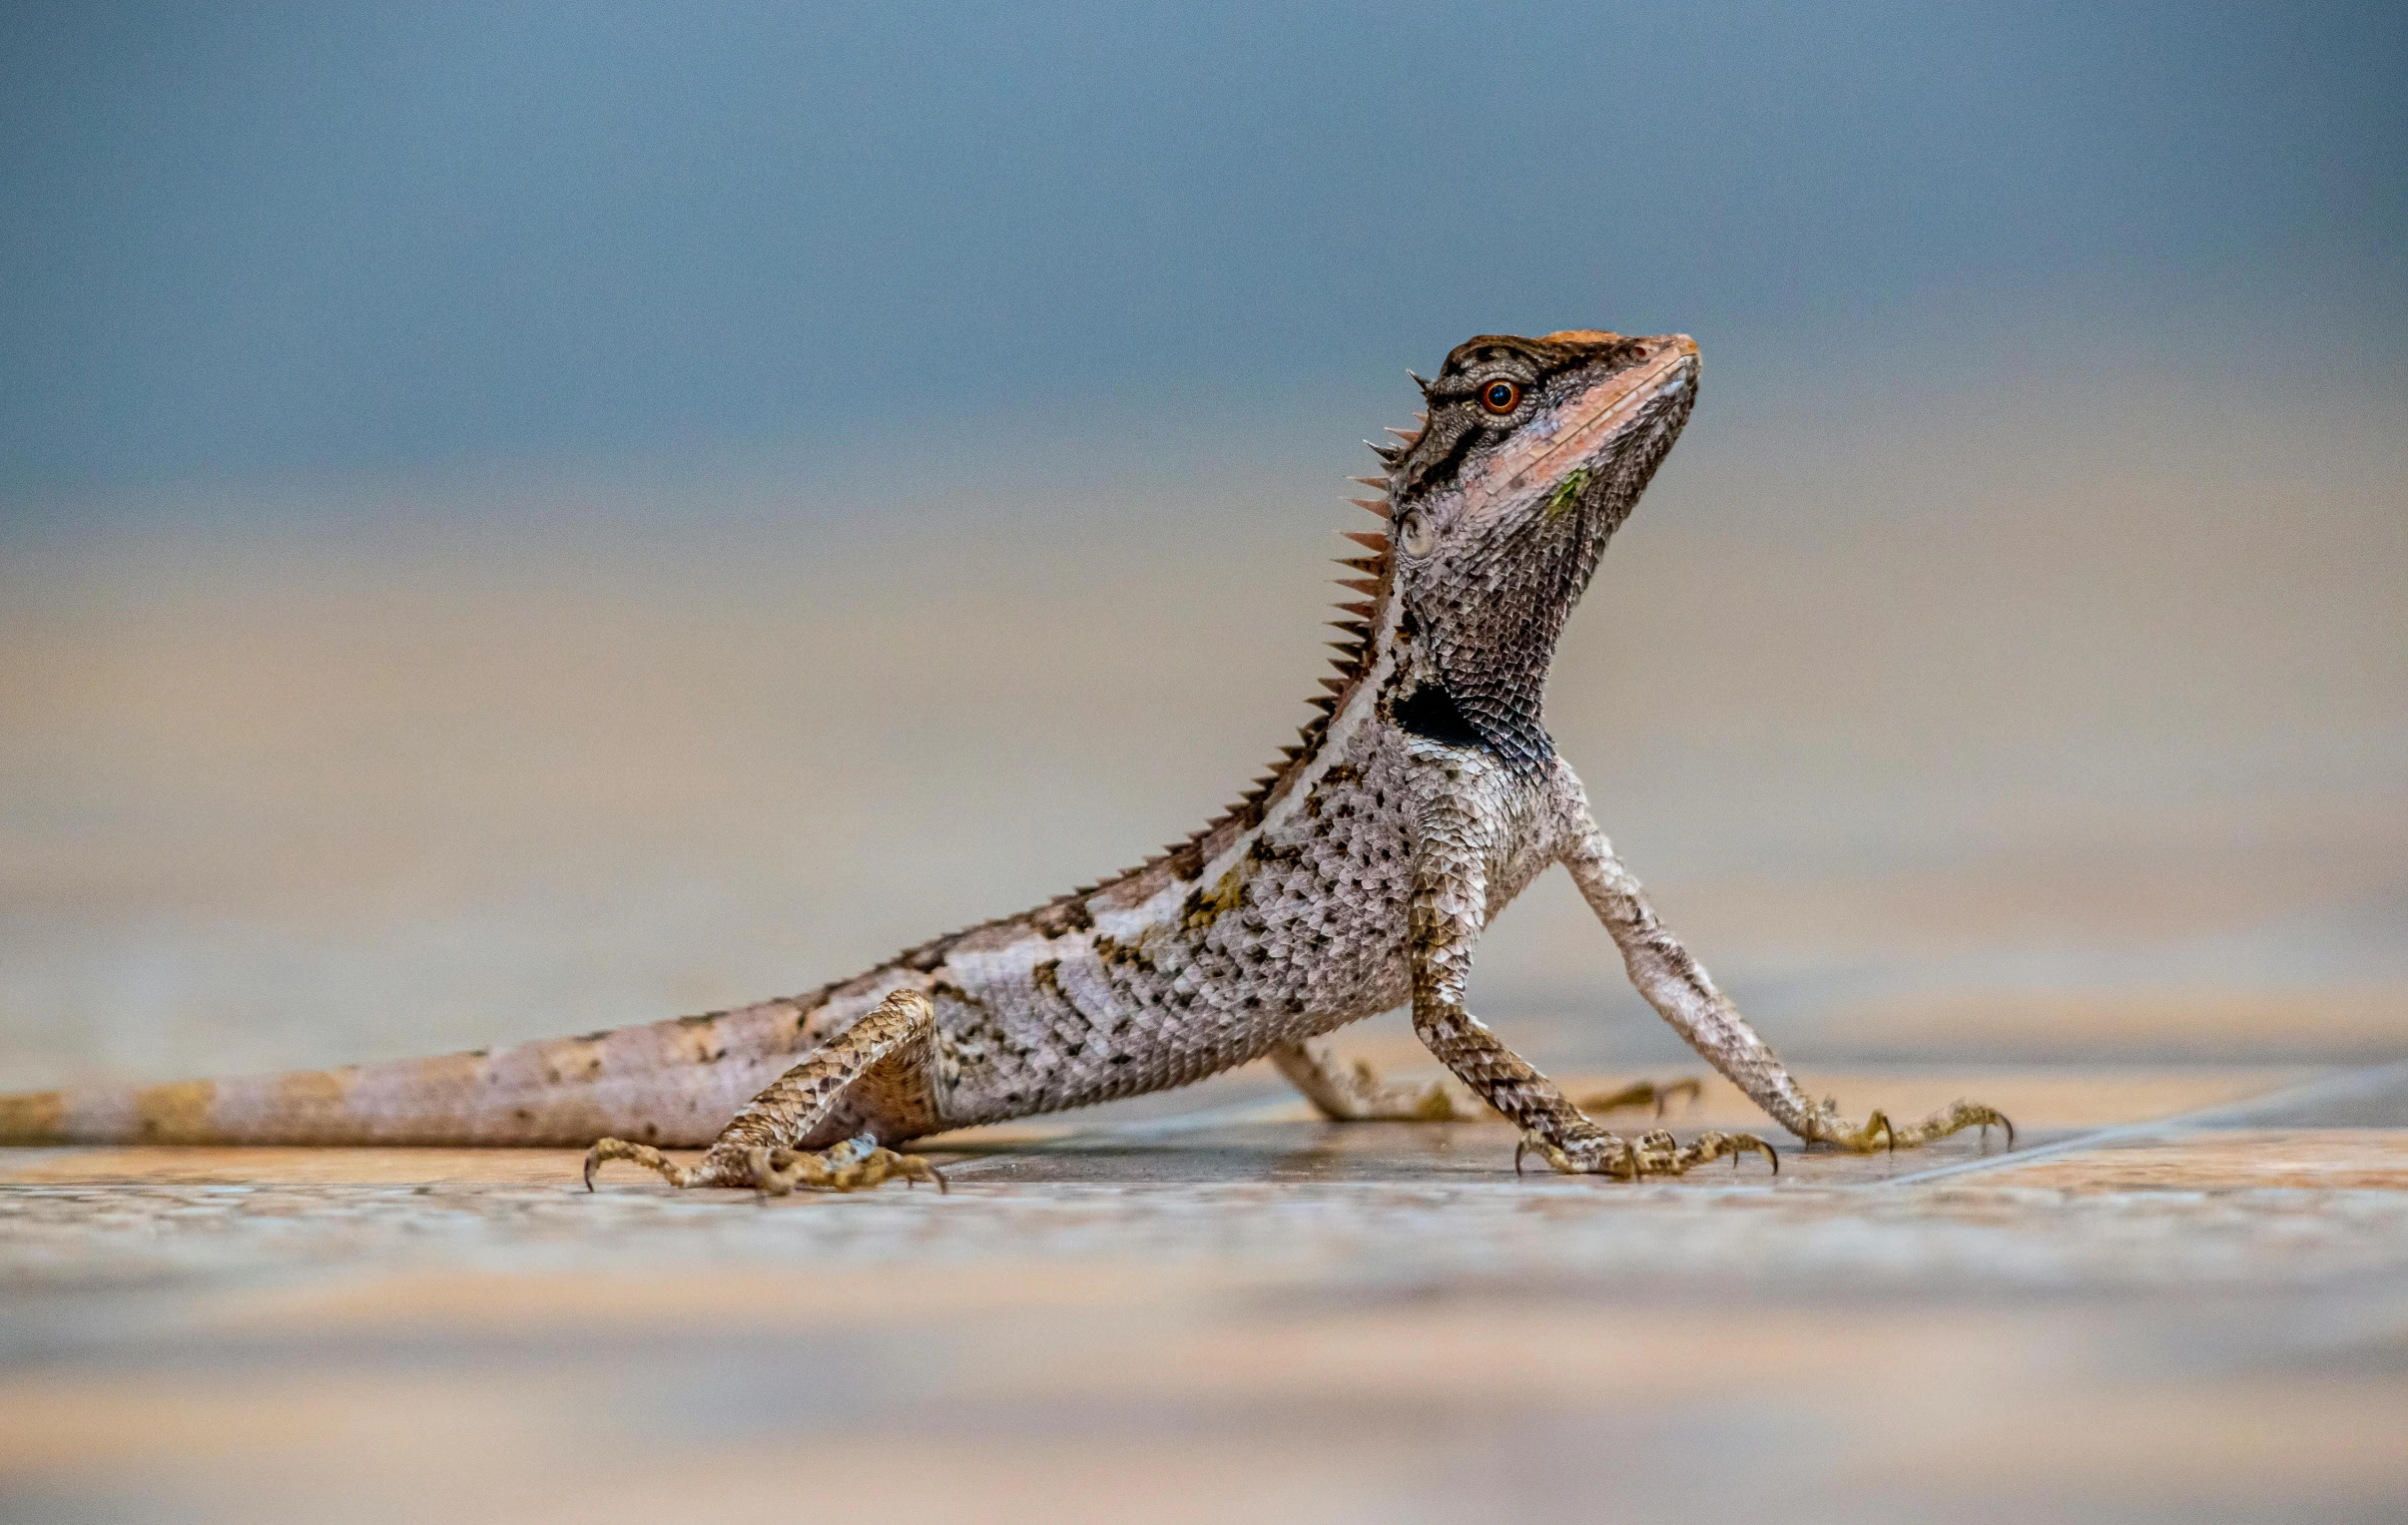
4;1061;2406;1524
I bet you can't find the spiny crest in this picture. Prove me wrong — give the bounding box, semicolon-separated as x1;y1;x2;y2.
961;407;1424;927
895;406;1425;962
1366;410;1428;466
1133;412;1419;870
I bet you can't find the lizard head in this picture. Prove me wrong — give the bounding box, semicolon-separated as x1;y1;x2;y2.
1380;329;1699;770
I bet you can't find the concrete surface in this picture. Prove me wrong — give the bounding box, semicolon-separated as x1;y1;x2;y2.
5;1060;2406;1524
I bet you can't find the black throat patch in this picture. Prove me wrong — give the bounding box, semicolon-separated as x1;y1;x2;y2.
1389;679;1489;752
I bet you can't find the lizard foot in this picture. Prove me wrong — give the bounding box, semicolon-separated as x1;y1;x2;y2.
1574;1076;1703;1118
1802;1098;2016;1154
744;1134;946;1197
1515;1125;1778;1180
583;1132;945;1195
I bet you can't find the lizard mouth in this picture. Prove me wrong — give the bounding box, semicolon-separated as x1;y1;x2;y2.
1473;336;1699;506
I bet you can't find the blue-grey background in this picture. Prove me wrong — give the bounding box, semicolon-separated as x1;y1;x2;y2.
2;3;2403;1084
6;1;2403;503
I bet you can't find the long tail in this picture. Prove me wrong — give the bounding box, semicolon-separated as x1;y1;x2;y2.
0;996;825;1149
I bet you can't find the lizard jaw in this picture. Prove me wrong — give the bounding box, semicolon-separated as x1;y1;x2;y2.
1479;335;1699;508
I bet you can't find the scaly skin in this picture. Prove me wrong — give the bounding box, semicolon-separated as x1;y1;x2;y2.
0;329;2011;1190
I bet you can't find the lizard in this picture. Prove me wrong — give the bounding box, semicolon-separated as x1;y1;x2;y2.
0;328;2011;1194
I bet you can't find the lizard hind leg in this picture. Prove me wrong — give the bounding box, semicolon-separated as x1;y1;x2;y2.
584;986;951;1195
1271;1042;1706;1128
1270;1040;1485;1122
1576;1077;1704;1119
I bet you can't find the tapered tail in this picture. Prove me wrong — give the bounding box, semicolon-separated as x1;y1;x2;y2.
0;997;822;1149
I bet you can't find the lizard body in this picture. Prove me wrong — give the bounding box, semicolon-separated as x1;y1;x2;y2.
0;330;2007;1187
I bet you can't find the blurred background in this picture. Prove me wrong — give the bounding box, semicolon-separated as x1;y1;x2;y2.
3;1;2403;1089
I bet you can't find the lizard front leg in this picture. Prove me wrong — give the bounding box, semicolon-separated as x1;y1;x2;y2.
585;987;950;1195
1407;782;1774;1180
1556;795;2012;1155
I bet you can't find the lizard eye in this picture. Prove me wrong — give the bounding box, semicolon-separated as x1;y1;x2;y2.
1399;510;1437;557
1480;379;1521;415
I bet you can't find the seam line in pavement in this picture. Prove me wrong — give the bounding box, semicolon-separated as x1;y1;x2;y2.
1869;1059;2408;1190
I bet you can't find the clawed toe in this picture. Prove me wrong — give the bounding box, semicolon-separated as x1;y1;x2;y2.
1953;1102;2016;1150
748;1134;947;1197
1807;1099;2017;1154
1816;1108;1897;1153
585;1132;945;1196
1516;1126;1778;1181
1681;1129;1780;1176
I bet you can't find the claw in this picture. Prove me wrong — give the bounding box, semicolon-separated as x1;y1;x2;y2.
1687;1129;1779;1177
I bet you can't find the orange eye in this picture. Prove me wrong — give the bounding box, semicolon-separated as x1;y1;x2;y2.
1480;379;1521;415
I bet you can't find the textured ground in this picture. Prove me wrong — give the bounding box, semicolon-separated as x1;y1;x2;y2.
5;1059;2406;1524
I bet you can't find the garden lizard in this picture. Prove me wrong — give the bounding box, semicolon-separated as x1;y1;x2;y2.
0;329;2009;1192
